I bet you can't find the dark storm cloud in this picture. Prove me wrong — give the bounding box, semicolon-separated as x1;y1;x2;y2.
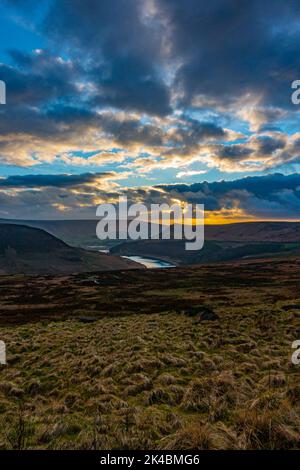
99;115;165;147
159;173;300;198
168;119;226;146
217;145;254;161
90;57;171;116
43;0;171;116
254;135;286;155
0;105;85;138
159;0;300;108
96;114;227;148
156;173;300;217
5;0;300;115
0;172;113;188
0;50;79;106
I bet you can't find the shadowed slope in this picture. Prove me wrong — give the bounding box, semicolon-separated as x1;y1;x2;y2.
0;224;142;275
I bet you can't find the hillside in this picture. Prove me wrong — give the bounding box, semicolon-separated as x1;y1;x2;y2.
0;224;142;275
205;221;300;242
0;257;299;449
0;219;100;248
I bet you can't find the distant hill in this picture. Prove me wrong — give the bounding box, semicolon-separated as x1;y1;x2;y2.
111;221;300;266
1;219;299;246
0;224;142;275
205;221;300;242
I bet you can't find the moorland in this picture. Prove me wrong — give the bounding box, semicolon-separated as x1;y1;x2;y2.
0;256;299;449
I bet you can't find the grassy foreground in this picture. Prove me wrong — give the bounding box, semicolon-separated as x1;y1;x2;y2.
0;258;300;449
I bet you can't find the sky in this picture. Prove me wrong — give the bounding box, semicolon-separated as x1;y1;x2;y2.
0;0;300;221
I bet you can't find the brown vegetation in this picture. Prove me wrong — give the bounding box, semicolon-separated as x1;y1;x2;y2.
0;257;299;449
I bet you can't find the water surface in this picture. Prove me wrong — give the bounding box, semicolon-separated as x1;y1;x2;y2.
122;255;175;269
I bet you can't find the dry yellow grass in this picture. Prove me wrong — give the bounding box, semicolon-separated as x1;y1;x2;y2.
0;258;299;449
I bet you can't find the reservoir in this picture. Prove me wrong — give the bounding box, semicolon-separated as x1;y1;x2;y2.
121;255;175;269
87;246;176;268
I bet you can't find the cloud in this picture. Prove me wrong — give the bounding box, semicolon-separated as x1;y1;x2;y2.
0;170;130;219
236;106;288;132
41;0;300;117
0;172;117;188
156;173;300;220
176;170;207;178
0;50;79;106
0;89;235;167
1;0;300;179
1;172;299;221
159;0;300;110
44;0;171;116
185;131;300;173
